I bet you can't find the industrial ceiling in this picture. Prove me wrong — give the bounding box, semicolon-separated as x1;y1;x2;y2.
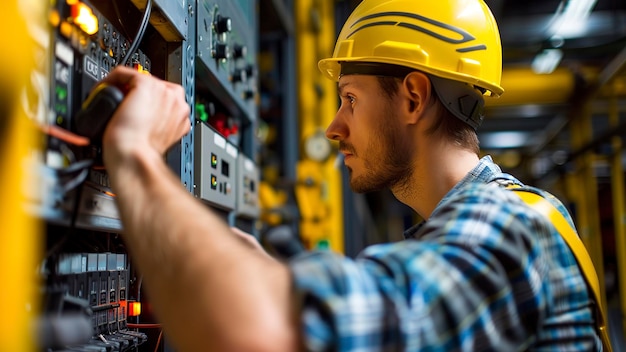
260;0;626;182
482;0;626;182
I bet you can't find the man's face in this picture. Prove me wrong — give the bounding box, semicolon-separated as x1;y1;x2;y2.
326;74;413;193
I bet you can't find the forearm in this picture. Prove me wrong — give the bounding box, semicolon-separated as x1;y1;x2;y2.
108;149;297;351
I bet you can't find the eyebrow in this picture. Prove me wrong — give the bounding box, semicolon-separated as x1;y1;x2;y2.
337;80;357;95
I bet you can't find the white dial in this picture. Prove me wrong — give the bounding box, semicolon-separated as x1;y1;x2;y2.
304;131;332;162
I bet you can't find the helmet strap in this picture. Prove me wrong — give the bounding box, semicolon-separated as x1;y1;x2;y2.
428;74;485;130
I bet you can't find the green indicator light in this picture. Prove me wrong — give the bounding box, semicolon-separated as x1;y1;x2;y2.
316;239;330;250
210;174;217;190
56;115;64;125
55;104;67;114
56;86;68;100
195;103;208;122
211;153;218;168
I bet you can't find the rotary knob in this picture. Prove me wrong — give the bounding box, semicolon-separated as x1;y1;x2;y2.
214;15;232;34
245;64;256;78
213;43;230;60
232;44;247;59
243;90;255;100
231;68;247;83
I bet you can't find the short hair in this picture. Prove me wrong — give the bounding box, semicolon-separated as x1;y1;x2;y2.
376;75;480;155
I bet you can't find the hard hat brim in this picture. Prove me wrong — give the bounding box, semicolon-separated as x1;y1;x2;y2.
318;57;504;97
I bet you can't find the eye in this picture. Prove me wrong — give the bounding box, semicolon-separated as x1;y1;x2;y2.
340;94;355;106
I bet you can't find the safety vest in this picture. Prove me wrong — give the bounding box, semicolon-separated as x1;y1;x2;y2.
506;185;613;352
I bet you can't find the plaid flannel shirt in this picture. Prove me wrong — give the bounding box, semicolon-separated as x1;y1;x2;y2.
291;156;601;351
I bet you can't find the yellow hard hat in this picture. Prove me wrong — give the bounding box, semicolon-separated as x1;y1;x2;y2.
319;0;504;97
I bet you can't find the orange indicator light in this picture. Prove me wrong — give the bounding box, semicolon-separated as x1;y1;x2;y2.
59;21;73;38
128;301;141;317
72;3;99;35
49;10;61;27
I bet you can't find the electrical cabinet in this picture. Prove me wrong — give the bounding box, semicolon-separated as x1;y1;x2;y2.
29;0;260;350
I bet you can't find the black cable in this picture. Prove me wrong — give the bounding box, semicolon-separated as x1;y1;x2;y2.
69;172;84;228
62;168;90;193
56;159;93;176
135;275;143;325
50;159;93;194
122;0;153;66
49;159;93;227
111;0;132;40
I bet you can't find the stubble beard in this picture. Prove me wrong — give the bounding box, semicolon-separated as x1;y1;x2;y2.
347;113;413;194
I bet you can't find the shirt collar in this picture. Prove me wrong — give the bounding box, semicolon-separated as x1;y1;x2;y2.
403;155;508;239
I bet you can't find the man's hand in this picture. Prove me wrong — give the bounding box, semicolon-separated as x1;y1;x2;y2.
101;66;190;169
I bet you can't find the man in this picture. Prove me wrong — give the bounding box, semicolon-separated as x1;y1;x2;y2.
101;0;603;350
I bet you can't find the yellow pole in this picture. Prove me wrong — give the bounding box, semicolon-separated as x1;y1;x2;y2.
0;2;41;350
570;114;593;250
573;103;608;313
318;0;344;254
609;86;626;335
295;0;343;252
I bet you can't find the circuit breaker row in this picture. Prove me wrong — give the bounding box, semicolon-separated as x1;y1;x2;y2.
53;253;148;351
56;253;128;333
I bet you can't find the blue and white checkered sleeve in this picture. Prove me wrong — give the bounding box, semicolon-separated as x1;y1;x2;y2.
290;250;391;351
289;186;558;351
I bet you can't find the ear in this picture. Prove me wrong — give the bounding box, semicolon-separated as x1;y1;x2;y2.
400;71;433;124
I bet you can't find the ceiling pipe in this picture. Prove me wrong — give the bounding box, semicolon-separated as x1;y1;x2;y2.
537;44;626;177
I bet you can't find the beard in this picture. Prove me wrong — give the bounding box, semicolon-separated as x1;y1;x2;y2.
344;111;413;193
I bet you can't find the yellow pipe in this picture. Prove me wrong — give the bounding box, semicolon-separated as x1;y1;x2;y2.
0;3;41;349
609;87;626;335
295;0;343;252
0;110;40;352
485;67;576;107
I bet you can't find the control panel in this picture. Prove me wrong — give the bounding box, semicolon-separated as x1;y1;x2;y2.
194;122;238;211
193;0;260;216
236;154;260;219
196;0;258;123
28;0;261;350
43;0;152;231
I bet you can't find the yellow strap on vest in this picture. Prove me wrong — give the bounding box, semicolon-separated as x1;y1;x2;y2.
508;187;612;352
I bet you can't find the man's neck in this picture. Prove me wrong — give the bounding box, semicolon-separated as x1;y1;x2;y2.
392;143;480;219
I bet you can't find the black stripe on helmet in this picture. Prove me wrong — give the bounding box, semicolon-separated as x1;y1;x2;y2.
346;11;486;52
339;62;415;78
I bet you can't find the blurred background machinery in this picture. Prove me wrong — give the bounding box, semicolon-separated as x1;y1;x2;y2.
3;0;626;350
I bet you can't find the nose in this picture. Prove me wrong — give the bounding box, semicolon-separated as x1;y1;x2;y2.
325;109;347;141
